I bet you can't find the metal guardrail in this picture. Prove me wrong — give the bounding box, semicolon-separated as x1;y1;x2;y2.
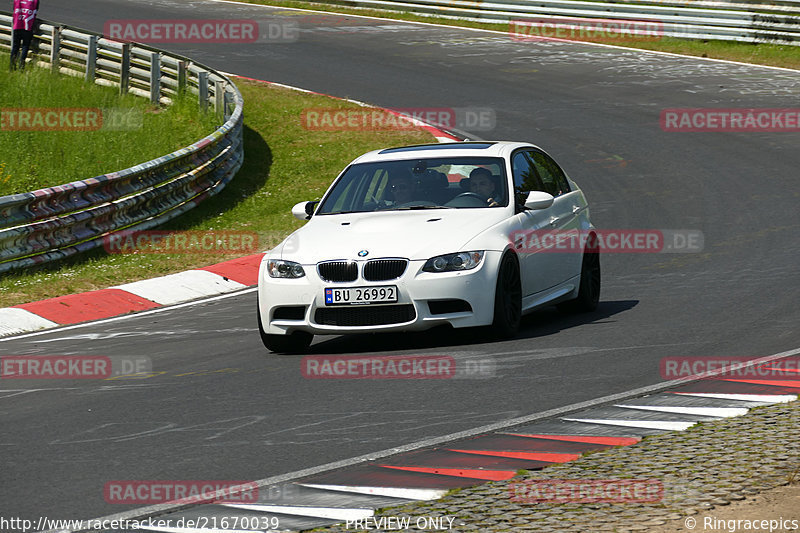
324;0;800;44
0;14;244;273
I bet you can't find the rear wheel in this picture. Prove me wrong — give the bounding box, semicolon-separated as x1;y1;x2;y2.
257;301;313;354
558;237;601;313
492;253;522;338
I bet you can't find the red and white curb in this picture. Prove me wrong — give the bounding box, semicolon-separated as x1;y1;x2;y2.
0;254;264;338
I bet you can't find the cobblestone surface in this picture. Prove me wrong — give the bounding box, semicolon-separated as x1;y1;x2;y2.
308;401;799;532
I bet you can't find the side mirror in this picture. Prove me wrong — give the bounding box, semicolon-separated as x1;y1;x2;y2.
291;201;318;220
524;191;555;210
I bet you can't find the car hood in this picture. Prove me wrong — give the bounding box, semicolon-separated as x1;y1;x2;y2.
275;209;507;264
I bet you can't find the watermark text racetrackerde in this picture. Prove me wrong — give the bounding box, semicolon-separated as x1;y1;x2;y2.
511;229;704;253
103;230;259;255
301;107;496;132
0;356;151;379
660;357;800;381
301;355;497;380
104;19;299;43
104;480;258;504
510;17;663;42
509;479;664;504
661;109;800;132
0;108;143;131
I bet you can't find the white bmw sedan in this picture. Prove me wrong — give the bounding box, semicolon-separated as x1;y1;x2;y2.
257;141;599;353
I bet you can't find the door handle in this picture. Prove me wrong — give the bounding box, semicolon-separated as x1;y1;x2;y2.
572;205;581;214
549;216;559;226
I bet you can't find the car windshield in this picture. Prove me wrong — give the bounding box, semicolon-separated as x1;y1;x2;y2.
316;157;508;214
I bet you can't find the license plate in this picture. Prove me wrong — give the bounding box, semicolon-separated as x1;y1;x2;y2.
324;286;398;306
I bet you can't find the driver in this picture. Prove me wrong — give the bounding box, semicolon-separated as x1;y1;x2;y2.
469;168;500;207
387;170;417;205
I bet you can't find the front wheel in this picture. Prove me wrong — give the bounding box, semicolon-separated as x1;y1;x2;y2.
257;302;313;354
492;253;522;338
558;241;601;313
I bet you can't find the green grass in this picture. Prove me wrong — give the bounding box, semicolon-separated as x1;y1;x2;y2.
0;53;221;196
230;0;800;70
0;77;432;307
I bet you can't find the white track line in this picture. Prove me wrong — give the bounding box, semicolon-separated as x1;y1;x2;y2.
223;503;373;520
562;418;697;431
670;392;797;403
297;483;447;501
137;528;264;533
614;404;749;417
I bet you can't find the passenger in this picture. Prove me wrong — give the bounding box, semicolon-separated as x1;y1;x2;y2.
469;168;500;207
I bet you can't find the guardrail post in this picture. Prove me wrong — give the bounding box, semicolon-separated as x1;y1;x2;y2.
50;26;61;73
85;36;97;82
120;43;131;95
150;52;161;105
214;80;225;120
177;61;187;94
198;70;209;112
223;90;232;121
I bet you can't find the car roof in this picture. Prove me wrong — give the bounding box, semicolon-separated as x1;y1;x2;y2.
351;141;538;164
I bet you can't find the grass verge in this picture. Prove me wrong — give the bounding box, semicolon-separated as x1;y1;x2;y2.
0;53;221;195
0;77;432;307
232;0;800;70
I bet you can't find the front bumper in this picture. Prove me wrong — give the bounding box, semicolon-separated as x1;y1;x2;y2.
257;252;501;336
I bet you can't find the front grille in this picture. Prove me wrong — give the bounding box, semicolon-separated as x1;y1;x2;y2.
318;261;358;282
428;299;472;315
363;259;408;281
272;306;306;320
315;305;416;326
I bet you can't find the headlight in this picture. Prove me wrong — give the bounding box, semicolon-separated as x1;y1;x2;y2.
267;259;305;278
423;251;484;272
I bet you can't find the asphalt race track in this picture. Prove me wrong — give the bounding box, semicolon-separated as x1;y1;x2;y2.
1;0;799;524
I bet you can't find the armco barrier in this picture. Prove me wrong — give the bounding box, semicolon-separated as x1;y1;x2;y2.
0;14;244;273
322;0;800;45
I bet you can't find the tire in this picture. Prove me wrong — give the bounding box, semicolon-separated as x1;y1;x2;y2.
558;237;601;313
492;253;522;338
257;301;313;354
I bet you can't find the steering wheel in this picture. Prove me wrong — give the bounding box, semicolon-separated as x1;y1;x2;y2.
445;191;492;208
454;192;485;201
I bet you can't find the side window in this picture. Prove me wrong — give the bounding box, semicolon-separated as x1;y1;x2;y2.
529;151;570;197
512;151;545;200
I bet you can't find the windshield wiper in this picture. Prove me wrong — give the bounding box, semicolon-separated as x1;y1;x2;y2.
394;205;453;210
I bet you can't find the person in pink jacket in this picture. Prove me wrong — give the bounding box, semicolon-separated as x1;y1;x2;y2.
10;0;39;70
